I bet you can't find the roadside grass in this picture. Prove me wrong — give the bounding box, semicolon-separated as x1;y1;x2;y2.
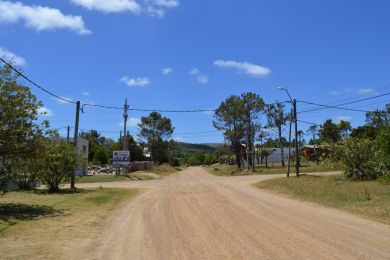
144;164;181;176
255;175;390;224
0;188;141;259
74;174;130;183
207;162;339;176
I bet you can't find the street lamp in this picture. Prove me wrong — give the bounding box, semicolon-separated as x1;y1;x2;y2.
277;87;300;177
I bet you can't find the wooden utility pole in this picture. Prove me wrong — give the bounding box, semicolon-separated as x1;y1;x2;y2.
66;126;70;144
287;109;293;177
123;99;129;151
71;101;80;189
293;99;300;177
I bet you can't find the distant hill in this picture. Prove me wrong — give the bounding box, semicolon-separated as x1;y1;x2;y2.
176;142;224;155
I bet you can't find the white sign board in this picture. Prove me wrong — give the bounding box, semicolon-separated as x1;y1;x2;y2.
112;151;130;168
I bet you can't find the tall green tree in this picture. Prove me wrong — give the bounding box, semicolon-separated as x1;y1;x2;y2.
338;120;352;138
241;92;265;171
319;119;341;143
213;95;245;168
266;102;288;167
138;112;174;164
0;64;48;190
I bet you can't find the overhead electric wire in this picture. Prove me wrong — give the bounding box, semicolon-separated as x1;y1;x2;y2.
298;101;370;113
298;92;390;114
0;57;76;104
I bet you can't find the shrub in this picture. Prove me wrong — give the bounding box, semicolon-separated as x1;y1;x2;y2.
331;138;382;180
36;139;82;192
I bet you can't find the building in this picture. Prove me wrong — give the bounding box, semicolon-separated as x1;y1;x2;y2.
69;137;89;176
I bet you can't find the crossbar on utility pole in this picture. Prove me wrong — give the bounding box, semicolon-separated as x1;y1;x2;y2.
293;99;300;177
71;101;80;189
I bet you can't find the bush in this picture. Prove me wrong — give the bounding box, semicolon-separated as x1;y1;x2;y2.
331;138;382;180
36;139;82;192
170;157;180;167
378;174;390;185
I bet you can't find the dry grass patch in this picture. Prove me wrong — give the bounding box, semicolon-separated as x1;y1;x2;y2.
255;175;390;224
0;188;141;259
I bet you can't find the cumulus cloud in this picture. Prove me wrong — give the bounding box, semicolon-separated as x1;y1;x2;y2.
0;47;26;66
335;115;352;123
71;0;140;13
162;67;173;75
214;59;271;78
120;76;150;87
0;1;91;35
82;91;90;96
145;0;180;17
119;117;140;127
38;107;54;117
189;67;208;84
330;87;378;96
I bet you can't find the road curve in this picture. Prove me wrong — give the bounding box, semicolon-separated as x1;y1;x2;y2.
84;167;390;260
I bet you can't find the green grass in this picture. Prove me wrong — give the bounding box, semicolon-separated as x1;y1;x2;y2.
255;175;390;224
73;174;130;183
207;162;339;176
0;188;141;259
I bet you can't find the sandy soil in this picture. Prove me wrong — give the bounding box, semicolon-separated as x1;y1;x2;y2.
77;167;390;260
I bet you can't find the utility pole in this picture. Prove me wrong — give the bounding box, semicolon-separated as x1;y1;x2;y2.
71;101;80;189
287;109;292;177
123;99;129;151
119;131;122;146
66;126;70;144
293;99;300;177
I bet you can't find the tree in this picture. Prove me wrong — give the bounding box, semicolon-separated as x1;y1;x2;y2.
260;150;272;168
266;102;288;166
350;125;378;139
0;64;48;190
36;139;82;192
241;92;265;171
138;112;174;164
307;125;318;144
213;95;245;167
376;126;390;172
330;138;381;180
93;148;109;165
366;103;389;128
338;120;352;138
319;119;341;143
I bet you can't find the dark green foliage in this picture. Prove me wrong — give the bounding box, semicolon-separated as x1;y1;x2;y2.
319;119;341;143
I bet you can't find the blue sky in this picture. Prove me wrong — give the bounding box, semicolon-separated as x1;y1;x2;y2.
1;0;390;143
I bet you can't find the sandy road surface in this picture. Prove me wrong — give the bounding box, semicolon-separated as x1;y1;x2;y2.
79;167;390;260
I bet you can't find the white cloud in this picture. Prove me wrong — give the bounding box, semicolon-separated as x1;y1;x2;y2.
173;136;184;141
53;96;73;105
119;117;140;127
145;0;179;17
0;47;26;66
71;0;140;13
120;76;150;87
214;59;271;78
189;68;208;84
197;75;208;84
162;67;173;75
335;115;352;123
357;88;377;96
330;87;378;96
189;68;199;75
0;1;91;35
38;107;53;117
82;91;90;96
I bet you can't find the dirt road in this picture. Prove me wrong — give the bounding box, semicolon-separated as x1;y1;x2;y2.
83;167;390;260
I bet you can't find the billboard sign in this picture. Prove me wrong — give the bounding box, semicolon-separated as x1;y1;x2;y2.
112;151;130;168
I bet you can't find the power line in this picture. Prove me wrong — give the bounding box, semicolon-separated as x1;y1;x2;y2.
298;101;370;113
0;58;76;104
298;92;390;114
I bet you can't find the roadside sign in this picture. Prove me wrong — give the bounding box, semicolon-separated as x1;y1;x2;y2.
113;151;130;168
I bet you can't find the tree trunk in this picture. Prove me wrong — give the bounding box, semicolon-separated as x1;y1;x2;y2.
265;156;268;168
278;127;285;167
